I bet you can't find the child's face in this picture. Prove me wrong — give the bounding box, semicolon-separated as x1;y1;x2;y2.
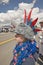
15;34;25;43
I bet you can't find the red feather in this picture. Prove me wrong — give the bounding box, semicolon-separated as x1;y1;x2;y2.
31;18;38;27
27;9;32;21
34;29;42;32
24;9;26;23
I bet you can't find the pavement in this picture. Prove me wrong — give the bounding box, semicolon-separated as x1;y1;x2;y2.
0;32;17;65
0;32;43;65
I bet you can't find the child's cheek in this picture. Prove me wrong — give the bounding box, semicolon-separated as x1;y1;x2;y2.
16;37;23;43
16;37;21;42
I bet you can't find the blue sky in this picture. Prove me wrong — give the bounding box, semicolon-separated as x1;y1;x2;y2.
0;0;43;13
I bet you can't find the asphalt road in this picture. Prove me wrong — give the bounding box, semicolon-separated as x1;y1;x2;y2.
0;32;43;65
0;32;17;65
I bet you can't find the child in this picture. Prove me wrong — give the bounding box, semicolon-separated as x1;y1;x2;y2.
10;23;38;65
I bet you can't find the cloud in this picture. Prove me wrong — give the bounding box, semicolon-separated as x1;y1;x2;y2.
0;2;43;27
0;0;9;4
31;8;43;22
40;9;43;12
19;0;37;9
0;2;33;26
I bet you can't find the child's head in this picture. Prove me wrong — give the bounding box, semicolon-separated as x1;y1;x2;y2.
15;23;35;43
15;34;28;43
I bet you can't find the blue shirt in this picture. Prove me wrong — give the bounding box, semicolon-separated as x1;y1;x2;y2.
13;40;37;65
